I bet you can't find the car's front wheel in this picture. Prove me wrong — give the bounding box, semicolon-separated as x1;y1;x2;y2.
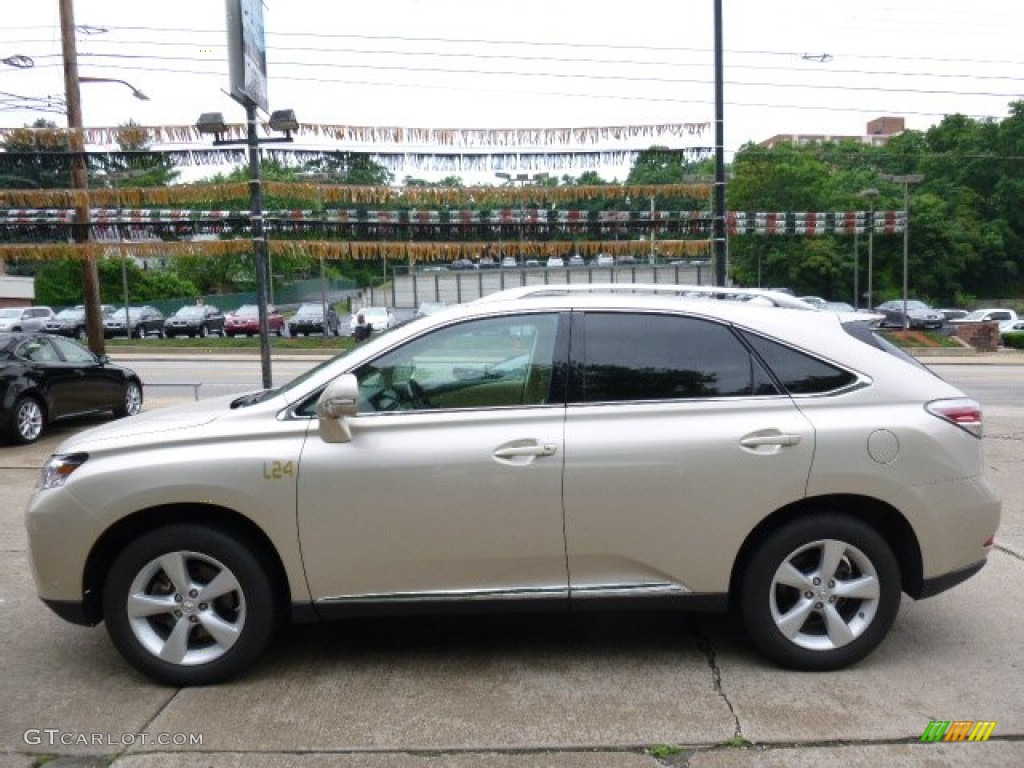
10;395;45;444
103;524;278;686
739;513;901;671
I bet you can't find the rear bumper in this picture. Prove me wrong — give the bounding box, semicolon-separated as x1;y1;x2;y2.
916;559;986;599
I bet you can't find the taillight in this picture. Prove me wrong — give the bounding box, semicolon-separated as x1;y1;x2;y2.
926;398;983;438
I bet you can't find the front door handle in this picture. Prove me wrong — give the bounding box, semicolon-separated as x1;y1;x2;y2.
493;443;558;459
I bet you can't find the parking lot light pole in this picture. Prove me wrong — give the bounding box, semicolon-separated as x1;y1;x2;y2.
196;109;297;388
859;188;879;310
881;174;925;330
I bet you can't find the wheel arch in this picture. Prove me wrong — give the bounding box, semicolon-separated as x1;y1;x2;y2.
728;494;924;609
81;504;292;626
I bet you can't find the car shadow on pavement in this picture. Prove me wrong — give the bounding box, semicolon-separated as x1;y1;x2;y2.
257;610;752;674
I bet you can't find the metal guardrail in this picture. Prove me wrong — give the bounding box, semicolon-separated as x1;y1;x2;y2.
144;382;202;401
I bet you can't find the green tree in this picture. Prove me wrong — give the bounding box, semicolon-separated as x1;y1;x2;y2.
0;119;72;189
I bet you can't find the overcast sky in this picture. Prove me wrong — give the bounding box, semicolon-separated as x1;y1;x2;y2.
1;0;1020;181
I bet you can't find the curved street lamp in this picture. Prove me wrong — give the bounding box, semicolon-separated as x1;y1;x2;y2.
79;76;149;101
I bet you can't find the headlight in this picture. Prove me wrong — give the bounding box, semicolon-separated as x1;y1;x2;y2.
37;453;89;491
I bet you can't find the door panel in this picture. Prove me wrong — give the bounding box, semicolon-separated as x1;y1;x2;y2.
563;398;815;596
298;408;567;603
562;310;816;597
296;311;568;605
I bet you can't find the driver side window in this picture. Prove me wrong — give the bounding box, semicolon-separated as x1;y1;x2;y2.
355;313;559;413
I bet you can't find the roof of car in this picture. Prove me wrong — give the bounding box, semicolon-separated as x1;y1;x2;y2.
473;283;818;310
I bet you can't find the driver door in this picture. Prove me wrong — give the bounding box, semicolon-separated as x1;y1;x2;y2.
296;311;569;609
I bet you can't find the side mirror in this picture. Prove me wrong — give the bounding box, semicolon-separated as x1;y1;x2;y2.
96;354;110;365
317;373;359;443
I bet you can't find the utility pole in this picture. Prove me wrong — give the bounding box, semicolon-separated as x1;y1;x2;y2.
59;0;104;355
713;0;727;287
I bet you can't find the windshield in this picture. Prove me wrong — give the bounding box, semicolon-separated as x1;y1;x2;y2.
174;306;207;318
232;305;258;317
234;347;356;408
109;308;145;320
56;308;85;320
904;301;930;311
296;304;325;316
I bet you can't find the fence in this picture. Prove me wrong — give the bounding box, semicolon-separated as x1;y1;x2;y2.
145;276;358;316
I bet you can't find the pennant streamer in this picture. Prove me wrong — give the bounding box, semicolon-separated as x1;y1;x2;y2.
0;239;710;262
0;122;709;149
0;182;711;209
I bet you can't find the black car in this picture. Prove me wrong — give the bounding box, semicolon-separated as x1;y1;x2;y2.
43;305;116;340
287;303;340;336
103;306;166;339
0;332;143;444
164;304;226;338
874;300;945;330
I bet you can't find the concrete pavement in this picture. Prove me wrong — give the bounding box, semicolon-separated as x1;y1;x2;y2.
0;400;1021;767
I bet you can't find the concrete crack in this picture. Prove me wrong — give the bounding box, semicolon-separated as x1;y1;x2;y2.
691;619;743;743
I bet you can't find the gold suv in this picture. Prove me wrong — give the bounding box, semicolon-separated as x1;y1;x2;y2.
26;290;1000;685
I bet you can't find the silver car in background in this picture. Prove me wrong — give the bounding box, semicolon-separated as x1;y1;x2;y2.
25;290;1000;685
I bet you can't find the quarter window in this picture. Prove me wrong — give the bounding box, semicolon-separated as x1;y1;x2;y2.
354;313;560;412
740;330;858;394
578;312;777;402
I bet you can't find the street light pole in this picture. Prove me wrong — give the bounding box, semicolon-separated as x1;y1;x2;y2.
881;174;925;329
859;188;879;309
649;196;656;265
196;109;297;389
245;104;273;388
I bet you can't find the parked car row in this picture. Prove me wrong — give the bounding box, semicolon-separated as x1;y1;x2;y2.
441;255;645;270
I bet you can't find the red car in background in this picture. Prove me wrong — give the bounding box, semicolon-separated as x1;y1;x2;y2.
223;304;285;337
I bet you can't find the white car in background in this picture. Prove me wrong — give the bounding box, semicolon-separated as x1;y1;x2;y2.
349;306;395;334
0;306;54;332
949;308;1019;331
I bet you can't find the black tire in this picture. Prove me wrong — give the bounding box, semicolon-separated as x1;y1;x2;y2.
114;379;143;418
739;513;901;671
10;395;45;444
103;524;278;686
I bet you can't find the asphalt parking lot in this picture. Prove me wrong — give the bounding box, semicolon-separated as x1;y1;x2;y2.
0;399;1021;768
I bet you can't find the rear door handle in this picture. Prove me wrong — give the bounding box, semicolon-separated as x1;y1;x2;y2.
740;433;802;448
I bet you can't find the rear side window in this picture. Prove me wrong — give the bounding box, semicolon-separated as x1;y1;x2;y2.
740;330;858;394
576;312;778;402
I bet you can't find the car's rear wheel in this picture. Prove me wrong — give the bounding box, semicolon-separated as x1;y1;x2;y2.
103;524;277;686
739;513;900;671
11;396;45;444
114;380;143;418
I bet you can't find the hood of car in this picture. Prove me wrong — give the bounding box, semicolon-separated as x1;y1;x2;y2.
53;394;235;453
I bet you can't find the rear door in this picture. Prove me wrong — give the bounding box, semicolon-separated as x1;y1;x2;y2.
562;310;817;599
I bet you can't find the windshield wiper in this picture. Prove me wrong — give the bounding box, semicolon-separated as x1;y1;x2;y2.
230;390;272;409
